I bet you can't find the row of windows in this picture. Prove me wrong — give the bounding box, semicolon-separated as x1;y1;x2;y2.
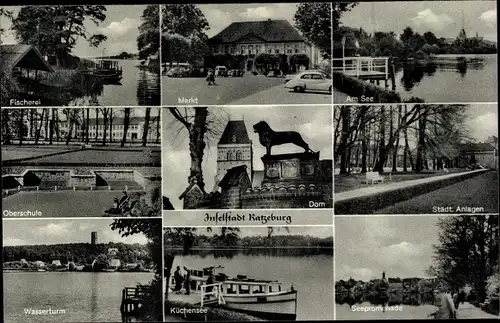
215;44;305;55
83;132;138;138
89;125;140;130
227;151;243;160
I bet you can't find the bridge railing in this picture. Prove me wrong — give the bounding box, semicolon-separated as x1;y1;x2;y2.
332;57;390;79
200;283;225;307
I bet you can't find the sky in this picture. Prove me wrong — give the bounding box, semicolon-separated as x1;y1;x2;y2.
162;106;333;210
340;1;497;42
0;5;148;57
335;215;442;281
198;3;303;38
2;219;151;246
166;225;333;239
466;104;498;142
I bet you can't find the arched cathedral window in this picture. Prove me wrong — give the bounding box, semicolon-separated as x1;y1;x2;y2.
236;151;242;160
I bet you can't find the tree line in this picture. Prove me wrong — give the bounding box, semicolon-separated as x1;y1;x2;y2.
428;215;498;306
155;3;332;68
166;232;333;248
3;242;151;264
333;7;497;59
1;107;161;147
334;104;470;174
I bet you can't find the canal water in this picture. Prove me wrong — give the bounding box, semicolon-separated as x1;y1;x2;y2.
70;59;160;106
167;248;334;320
3;272;154;322
336;292;437;320
393;54;497;102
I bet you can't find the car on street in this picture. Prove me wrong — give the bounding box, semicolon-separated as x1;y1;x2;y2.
284;69;329;83
166;67;190;77
215;66;228;77
228;69;243;77
284;70;332;94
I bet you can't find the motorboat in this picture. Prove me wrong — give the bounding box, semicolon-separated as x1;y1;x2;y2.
169;266;297;320
80;60;123;84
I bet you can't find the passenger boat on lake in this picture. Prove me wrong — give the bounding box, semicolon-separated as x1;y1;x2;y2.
80;60;123;84
169;266;297;320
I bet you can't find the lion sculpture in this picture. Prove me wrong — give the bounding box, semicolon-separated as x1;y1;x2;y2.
253;121;313;155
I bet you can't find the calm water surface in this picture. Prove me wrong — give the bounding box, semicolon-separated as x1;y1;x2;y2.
70;59;160;106
4;272;154;322
394;54;497;102
167;248;334;320
336;292;437;320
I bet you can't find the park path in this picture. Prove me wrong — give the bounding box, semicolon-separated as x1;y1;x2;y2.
434;293;498;319
335;169;488;202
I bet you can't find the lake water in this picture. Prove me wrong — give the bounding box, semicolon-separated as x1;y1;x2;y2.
70;59;160;106
167;248;334;320
394;54;497;102
3;272;154;323
336;292;437;320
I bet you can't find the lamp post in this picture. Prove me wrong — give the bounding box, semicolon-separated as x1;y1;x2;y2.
341;36;346;72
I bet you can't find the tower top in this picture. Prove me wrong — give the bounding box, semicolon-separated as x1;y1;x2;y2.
218;120;251;145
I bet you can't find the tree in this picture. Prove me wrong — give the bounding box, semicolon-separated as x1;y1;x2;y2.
121;108;131;147
99;108;111;146
12;6;107;67
137;5;160;60
423;31;438;45
433;215;498;301
141;108;151;147
0;8;13;42
294;2;334;58
161;4;210;65
111;219;162;321
168;107;208;190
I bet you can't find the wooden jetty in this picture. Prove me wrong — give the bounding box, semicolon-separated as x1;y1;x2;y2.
120;285;153;322
332;56;396;90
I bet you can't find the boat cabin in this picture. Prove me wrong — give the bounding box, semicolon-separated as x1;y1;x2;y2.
223;279;285;295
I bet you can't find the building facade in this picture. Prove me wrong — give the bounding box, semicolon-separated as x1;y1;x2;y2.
91;232;98;245
208;19;323;72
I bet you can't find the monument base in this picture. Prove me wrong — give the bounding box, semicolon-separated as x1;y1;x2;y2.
261;152;322;186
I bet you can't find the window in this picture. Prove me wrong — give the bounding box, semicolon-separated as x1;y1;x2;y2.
241;45;246;55
311;73;324;80
227;151;233;160
230;46;234;54
236;151;242;160
301;74;312;79
268;49;272;54
248;45;253;55
275;49;280;54
287;48;292;54
295;48;299;53
224;45;229;54
239;285;250;294
256;47;260;54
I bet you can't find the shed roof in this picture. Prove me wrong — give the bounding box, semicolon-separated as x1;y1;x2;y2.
0;44;54;73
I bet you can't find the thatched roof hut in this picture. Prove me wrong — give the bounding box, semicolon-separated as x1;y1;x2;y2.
0;44;54;74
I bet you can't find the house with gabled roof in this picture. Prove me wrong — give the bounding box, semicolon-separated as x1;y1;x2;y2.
455;142;497;169
207;19;322;72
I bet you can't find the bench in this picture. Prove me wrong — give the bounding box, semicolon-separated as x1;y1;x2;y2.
361;172;385;185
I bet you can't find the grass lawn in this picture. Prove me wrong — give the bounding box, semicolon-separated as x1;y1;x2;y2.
334;169;466;193
2;147;78;161
2;190;144;217
2;166;161;176
3;148;160;166
374;171;499;214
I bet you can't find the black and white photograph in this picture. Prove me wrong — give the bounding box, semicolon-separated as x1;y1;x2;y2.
2;107;162;217
3;218;162;323
332;1;497;103
161;3;332;105
162;106;333;210
334;104;499;214
0;5;160;107
335;215;499;320
163;226;334;321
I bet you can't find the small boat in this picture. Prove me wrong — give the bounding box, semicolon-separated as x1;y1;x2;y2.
103;268;117;272
37;268;46;272
170;266;297;320
80;60;123;84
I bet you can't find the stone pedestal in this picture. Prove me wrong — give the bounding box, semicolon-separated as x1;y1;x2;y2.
261;152;321;185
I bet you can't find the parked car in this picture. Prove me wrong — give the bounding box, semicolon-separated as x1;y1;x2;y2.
228;69;243;77
266;70;284;77
166;67;189;77
215;66;228;77
284;71;332;93
284;69;329;83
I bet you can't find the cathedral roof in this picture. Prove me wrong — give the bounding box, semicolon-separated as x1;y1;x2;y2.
218;120;251;145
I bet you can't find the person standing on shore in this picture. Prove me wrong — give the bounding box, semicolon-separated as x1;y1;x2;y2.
174;266;183;293
183;266;191;295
